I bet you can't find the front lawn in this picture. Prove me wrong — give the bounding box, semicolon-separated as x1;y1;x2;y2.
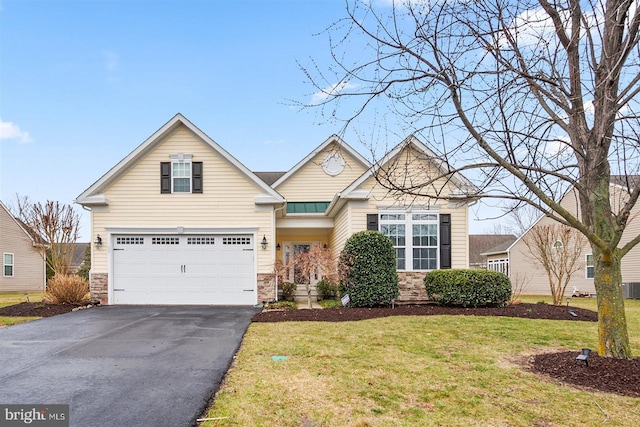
201;297;640;426
0;292;45;327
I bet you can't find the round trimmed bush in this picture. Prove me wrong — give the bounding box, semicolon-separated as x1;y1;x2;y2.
424;269;512;307
339;231;399;307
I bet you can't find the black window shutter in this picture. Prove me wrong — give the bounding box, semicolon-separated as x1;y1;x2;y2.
160;162;171;194
440;214;452;269
367;214;378;231
192;162;203;194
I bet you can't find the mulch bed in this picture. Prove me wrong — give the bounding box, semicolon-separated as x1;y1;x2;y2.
3;300;637;397
0;302;79;317
530;351;640;397
252;302;598;323
255;303;639;398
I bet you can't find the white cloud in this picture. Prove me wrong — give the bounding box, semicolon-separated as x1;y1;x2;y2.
312;80;357;104
540;135;572;159
103;50;120;71
0;118;33;143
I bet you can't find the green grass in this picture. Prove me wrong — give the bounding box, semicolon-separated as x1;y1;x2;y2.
201;297;640;426
317;299;341;308
0;292;45;327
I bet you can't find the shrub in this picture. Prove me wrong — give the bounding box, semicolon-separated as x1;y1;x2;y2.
339;230;399;307
265;301;296;310
316;279;338;301
424;269;511;307
45;274;90;304
280;282;297;302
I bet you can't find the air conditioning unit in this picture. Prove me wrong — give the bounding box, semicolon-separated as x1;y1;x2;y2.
622;282;640;299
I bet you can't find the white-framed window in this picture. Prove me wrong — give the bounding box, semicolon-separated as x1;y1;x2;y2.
487;258;509;276
161;155;202;194
172;160;192;193
586;254;594;279
3;253;14;277
380;211;439;271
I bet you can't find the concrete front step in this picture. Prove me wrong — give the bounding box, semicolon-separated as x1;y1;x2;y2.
294;286;317;303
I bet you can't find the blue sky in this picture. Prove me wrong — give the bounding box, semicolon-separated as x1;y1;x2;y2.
1;0;501;239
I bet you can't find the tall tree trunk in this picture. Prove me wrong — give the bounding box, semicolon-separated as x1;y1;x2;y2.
593;248;631;359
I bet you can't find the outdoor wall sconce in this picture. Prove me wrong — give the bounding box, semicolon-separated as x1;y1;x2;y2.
576;348;591;367
276;242;281;250
261;235;268;250
95;234;103;250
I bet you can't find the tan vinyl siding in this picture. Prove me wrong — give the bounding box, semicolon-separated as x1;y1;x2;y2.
508;187;598;295
91;125;274;274
507;239;593;295
621;214;640;282
508;183;640;294
0;205;45;292
615;185;640;283
329;205;351;252
276;142;368;201
345;170;470;269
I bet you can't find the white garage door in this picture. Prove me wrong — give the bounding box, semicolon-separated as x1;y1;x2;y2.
112;234;256;305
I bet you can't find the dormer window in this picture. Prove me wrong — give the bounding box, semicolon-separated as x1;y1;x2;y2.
160;154;203;194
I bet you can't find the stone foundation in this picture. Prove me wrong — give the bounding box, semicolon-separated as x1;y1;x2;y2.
257;273;275;303
90;273;109;305
397;272;429;303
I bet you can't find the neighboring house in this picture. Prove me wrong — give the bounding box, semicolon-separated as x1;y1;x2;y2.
486;178;640;295
76;113;478;305
70;243;90;274
469;234;517;269
0;200;47;292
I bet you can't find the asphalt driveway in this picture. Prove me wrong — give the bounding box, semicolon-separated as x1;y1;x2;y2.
0;305;260;427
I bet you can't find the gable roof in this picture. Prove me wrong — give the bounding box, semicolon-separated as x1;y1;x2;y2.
610;175;640;191
325;135;479;216
340;135;479;200
254;171;286;186
71;243;90;269
0;200;48;248
271;134;371;188
474;234;518;259
76;113;284;206
497;175;640;255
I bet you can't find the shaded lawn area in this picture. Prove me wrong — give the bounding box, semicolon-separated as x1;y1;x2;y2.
201;297;640;427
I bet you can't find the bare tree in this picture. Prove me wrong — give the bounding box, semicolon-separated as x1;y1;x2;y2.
523;224;587;305
293;246;337;308
306;0;640;358
16;196;80;277
502;204;540;237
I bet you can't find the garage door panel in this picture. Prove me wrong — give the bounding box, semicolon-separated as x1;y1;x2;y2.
112;234;256;305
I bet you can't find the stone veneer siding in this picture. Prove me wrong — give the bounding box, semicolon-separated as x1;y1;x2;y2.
90;273;109;305
397;271;429;303
91;272;425;305
257;273;275;303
